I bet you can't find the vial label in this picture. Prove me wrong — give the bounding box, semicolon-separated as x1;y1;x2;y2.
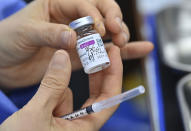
76;33;110;73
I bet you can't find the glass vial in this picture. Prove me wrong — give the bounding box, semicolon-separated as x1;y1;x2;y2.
69;16;110;74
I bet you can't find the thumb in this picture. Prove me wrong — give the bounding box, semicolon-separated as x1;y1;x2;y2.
27;50;72;113
31;22;77;49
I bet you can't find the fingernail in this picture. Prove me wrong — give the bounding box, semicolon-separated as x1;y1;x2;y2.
51;50;69;69
61;31;72;45
95;21;105;36
115;17;122;29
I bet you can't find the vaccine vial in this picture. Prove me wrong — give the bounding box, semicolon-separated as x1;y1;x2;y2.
69;16;110;74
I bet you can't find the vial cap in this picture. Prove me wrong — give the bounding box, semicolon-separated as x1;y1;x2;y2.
69;16;94;30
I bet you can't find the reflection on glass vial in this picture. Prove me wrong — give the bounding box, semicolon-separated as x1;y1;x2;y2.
69;16;110;74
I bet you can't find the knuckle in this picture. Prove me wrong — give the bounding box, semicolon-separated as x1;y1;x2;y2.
43;25;58;45
113;45;120;53
41;75;67;90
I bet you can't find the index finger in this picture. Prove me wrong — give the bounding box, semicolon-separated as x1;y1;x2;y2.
96;0;123;34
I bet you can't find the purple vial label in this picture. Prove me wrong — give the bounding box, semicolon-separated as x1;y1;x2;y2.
80;40;95;49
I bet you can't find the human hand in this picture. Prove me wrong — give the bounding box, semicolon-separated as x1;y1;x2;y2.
0;45;123;131
65;0;154;68
0;0;153;88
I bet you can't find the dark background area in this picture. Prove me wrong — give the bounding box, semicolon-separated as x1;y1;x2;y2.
24;0;32;3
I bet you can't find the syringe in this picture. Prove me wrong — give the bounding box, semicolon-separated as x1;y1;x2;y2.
61;85;145;120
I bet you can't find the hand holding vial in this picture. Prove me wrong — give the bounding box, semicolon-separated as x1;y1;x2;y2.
0;0;154;130
0;0;153;88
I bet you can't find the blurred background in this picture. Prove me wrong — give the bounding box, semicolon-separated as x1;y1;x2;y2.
10;0;191;130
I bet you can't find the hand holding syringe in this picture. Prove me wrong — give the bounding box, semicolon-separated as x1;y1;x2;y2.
62;85;145;120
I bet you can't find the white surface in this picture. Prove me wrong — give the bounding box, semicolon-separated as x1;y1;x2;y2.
178;38;191;57
162;41;191;72
136;0;182;14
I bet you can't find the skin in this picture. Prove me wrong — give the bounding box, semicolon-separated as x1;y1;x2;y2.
0;0;153;88
0;47;123;131
0;0;154;130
